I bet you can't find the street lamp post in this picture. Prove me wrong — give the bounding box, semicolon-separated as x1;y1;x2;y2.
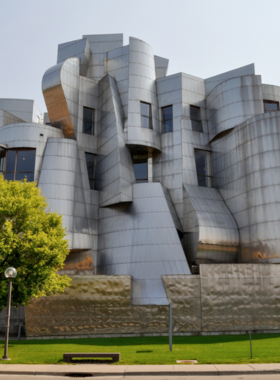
2;267;17;361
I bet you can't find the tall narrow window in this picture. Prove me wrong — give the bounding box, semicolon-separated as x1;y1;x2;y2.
83;107;95;135
85;153;96;190
264;100;279;113
0;148;6;176
190;105;203;132
132;154;148;183
4;149;36;182
140;102;152;129
195;150;212;187
162;105;173;133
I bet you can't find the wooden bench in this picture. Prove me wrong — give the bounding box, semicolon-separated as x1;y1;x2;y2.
63;352;120;363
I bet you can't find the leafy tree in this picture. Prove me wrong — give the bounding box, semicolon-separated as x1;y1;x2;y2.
0;176;70;311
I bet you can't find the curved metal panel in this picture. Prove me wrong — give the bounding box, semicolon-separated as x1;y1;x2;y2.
42;58;80;139
183;184;239;264
96;75;134;206
126;37;161;152
206;75;264;142
212;112;280;263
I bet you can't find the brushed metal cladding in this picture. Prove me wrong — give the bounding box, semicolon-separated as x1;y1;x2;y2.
126;37;161;152
25;264;280;336
25;275;170;337
207;75;264;142
183;185;239;265
42;58;80;139
200;264;280;332
106;45;129;125
0;99;42;123
0;110;24;128
97;183;191;305
154;55;169;79
211;112;280;263
83;34;123;81
57;38;91;77
38;138;98;251
205;64;255;97
96;74;134;206
162;275;201;332
262;83;280;104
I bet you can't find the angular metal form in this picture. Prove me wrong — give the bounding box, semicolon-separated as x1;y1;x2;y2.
183;185;239;264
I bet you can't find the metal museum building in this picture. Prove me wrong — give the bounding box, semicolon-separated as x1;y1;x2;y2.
1;34;280;337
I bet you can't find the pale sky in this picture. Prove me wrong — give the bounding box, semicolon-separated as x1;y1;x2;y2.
1;0;280;113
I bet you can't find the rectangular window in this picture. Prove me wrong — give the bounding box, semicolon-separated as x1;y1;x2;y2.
85;152;96;190
4;149;36;182
140;102;152;129
190;105;203;132
132;154;148;183
162;105;173;133
0;148;6;175
264;100;279;113
195;150;212;187
83;107;95;135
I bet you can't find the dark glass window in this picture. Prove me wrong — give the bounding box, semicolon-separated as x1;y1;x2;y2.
140;102;152;129
85;153;96;190
132;154;148;183
83;107;95;135
162;105;173;133
4;149;36;182
0;149;6;175
190;105;203;132
195;150;212;187
264;100;279;113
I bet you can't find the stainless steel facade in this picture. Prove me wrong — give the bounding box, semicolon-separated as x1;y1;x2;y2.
1;34;280;335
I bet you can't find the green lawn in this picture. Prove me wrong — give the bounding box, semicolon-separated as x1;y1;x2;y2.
0;334;279;365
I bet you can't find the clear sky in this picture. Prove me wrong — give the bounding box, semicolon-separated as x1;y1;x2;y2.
1;0;280;113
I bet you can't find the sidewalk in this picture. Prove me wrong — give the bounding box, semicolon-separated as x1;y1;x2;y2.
0;363;280;376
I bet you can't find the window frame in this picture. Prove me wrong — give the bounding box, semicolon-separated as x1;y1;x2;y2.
140;101;152;129
3;148;36;182
190;105;203;132
83;107;95;135
161;105;173;133
132;153;148;183
85;152;96;190
263;100;279;113
194;149;212;188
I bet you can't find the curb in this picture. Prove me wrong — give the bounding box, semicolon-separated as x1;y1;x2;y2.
1;369;280;377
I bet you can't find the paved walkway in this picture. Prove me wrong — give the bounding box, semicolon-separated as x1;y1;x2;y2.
0;363;280;376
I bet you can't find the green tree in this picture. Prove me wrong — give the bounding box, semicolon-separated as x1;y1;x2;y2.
0;175;70;310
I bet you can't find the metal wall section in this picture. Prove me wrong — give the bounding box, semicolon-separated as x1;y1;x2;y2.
42;58;80;139
154;55;169;79
199;264;280;332
0;99;42;123
205;64;255;97
0;110;24;128
262;83;280;104
84;34;123;81
207;75;264;142
97;183;191;305
57;38;91;77
106;45;129;127
25;275;169;337
96;75;134;206
25;264;280;337
126;37;161;151
183;185;239;265
212;112;280;263
38;138;98;252
0;123;63;181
